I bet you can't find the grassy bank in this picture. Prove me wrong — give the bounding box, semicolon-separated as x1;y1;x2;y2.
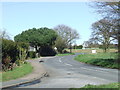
75;53;119;69
57;53;75;56
70;83;119;90
0;62;33;82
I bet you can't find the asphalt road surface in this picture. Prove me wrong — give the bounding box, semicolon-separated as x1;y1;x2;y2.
21;53;119;88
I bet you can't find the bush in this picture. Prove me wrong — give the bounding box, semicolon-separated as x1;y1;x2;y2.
39;46;56;56
73;45;83;49
2;39;19;70
27;51;36;58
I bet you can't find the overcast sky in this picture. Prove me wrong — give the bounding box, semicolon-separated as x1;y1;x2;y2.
1;2;103;45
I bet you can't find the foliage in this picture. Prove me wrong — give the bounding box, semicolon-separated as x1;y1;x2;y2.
91;2;120;62
54;24;79;53
27;51;36;58
54;36;67;53
2;39;29;71
1;62;33;82
82;83;119;88
75;53;119;69
69;83;119;89
2;39;19;65
39;46;56;56
17;42;29;61
91;19;114;52
73;45;83;49
14;27;58;52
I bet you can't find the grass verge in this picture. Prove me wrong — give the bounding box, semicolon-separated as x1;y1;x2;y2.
57;53;75;56
69;83;119;90
65;49;118;53
74;52;119;69
0;62;33;82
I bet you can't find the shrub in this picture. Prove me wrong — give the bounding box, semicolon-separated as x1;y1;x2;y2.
28;51;36;58
39;46;56;56
2;39;19;70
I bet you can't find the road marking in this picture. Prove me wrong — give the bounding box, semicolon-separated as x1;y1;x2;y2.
58;57;72;66
65;63;72;66
81;67;110;73
59;59;62;62
59;57;63;63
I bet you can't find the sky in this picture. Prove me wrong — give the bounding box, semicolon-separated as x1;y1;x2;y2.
1;2;103;45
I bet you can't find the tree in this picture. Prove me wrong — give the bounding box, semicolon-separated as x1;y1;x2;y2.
91;19;114;52
91;1;120;63
54;36;67;53
0;29;11;40
54;24;79;53
14;27;58;53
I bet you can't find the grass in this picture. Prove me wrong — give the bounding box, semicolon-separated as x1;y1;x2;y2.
82;83;119;88
69;83;119;90
57;53;75;56
65;48;118;54
74;52;119;69
0;62;33;82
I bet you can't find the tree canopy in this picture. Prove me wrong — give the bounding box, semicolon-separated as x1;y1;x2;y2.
91;19;115;52
54;24;79;53
91;2;120;53
14;27;58;52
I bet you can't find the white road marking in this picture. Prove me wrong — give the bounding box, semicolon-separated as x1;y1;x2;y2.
65;63;72;66
59;59;62;62
58;57;63;63
81;67;110;73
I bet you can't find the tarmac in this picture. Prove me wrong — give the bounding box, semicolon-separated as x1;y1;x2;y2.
1;58;47;89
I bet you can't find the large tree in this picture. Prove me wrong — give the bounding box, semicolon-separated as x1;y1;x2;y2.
14;27;58;52
91;19;115;52
54;24;79;53
91;1;120;52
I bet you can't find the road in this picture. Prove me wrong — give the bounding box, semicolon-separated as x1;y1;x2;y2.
20;53;118;88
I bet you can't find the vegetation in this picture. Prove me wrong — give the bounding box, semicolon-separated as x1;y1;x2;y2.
2;38;30;71
72;45;83;49
2;39;19;71
27;51;36;58
39;46;56;56
54;24;79;53
1;62;33;82
91;2;120;63
54;36;67;53
65;48;117;54
90;19;115;52
82;83;119;88
75;52;119;69
69;83;119;90
14;27;58;54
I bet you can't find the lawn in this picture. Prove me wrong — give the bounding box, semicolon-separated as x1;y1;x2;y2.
0;62;33;82
74;52;119;69
56;53;75;56
70;82;119;90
